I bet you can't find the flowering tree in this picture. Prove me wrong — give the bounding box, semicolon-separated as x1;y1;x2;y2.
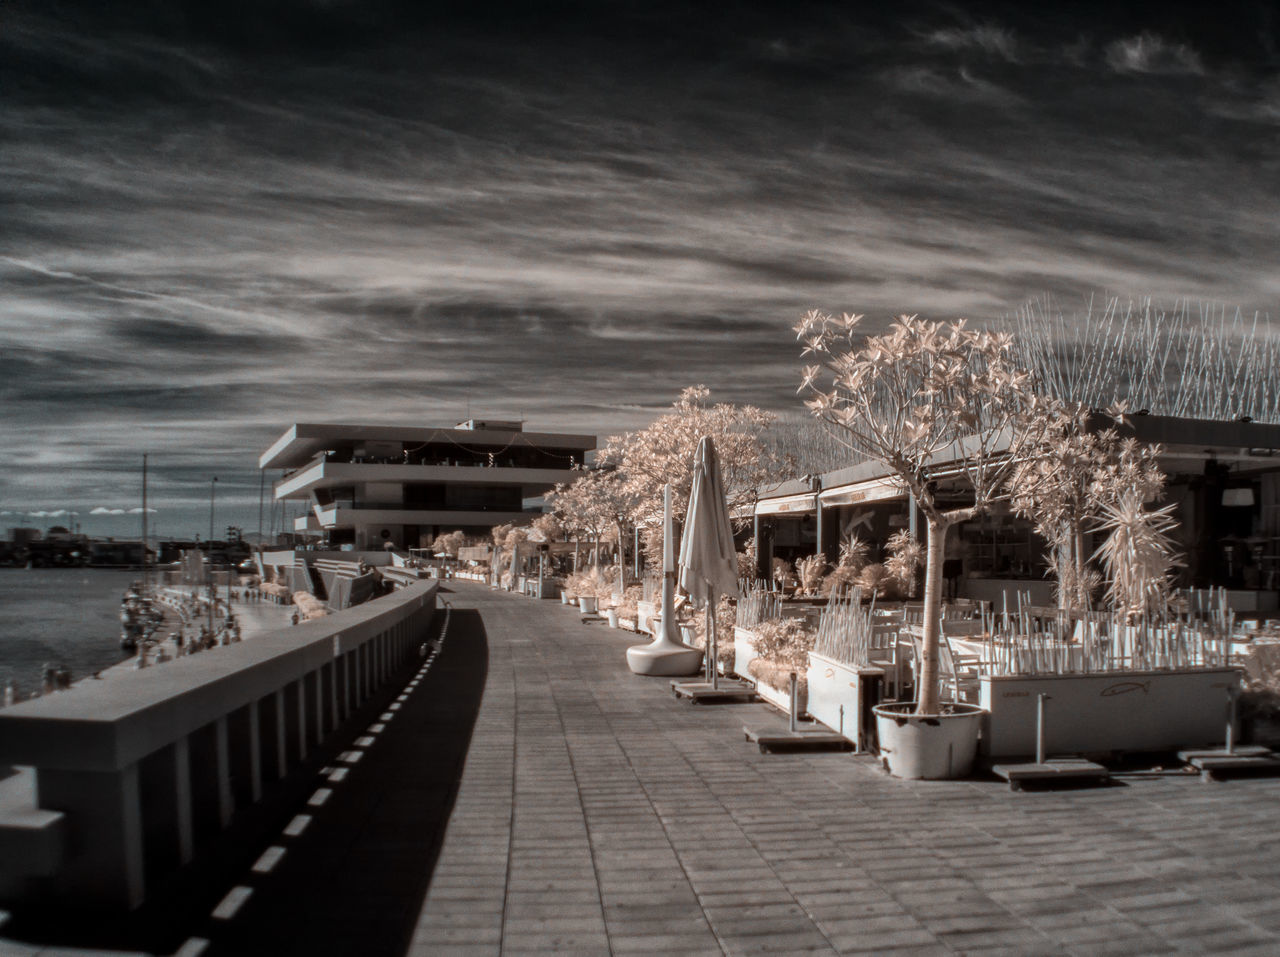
600;386;792;567
797;311;1050;715
1009;403;1169;613
527;512;565;544
431;530;467;558
548;469;613;568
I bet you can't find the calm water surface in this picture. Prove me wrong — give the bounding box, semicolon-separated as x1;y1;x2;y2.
0;568;137;698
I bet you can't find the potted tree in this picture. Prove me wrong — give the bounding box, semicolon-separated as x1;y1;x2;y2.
797;312;1050;778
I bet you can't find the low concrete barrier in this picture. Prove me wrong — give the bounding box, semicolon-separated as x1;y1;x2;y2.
979;667;1239;758
0;580;438;911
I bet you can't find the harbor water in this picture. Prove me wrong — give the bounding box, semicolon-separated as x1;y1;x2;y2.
0;568;138;700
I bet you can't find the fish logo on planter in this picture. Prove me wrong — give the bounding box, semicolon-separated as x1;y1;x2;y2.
1100;680;1151;697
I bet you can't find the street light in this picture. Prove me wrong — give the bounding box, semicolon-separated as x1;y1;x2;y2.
208;477;218;636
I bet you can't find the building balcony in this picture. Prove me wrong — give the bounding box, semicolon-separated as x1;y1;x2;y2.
274;461;580;499
299;506;543;531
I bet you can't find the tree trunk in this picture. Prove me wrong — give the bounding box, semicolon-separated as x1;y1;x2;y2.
916;517;947;715
1056;535;1071;613
1072;525;1087;611
615;520;627;601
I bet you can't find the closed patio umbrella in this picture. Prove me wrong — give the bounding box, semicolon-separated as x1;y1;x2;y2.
678;436;740;688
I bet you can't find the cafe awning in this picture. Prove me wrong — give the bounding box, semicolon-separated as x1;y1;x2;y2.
754;491;818;516
818;476;908;507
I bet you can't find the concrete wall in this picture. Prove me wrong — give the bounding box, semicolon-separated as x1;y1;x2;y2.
0;580;438;911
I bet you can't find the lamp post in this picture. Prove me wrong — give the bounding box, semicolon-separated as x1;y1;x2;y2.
208;477;218;637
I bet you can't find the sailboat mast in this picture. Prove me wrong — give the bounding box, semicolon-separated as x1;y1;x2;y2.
141;453;148;589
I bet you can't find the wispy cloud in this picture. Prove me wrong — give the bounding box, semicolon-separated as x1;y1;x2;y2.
924;24;1021;62
1104;33;1204;75
0;4;1276;532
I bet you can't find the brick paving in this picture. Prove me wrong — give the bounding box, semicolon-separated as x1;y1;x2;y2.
414;583;1280;956
9;580;1280;956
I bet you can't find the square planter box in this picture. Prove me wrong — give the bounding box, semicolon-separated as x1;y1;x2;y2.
735;627;804;715
979;667;1241;758
637;600;659;635
751;668;806;716
733;626;757;679
806;651;886;752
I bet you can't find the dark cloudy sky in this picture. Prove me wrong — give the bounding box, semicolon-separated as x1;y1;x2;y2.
2;1;1277;538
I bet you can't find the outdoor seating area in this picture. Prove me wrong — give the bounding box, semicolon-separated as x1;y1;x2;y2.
411;314;1280;787
480;444;1275;787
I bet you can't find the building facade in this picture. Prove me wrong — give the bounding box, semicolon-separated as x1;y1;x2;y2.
260;419;596;550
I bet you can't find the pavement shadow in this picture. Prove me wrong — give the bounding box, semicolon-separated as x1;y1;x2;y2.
2;608;489;955
198;608;489;957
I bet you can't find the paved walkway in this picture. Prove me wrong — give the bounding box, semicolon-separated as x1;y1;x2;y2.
9;580;1280;955
412;583;1280;956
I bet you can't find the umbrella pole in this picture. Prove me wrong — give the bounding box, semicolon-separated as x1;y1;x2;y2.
707;588;718;689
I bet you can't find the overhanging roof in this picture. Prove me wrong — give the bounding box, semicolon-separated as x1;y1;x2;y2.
260;422;597;470
754;413;1280;516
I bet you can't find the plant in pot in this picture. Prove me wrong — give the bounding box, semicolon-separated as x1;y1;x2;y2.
797;311;1051;778
771;557;796;595
688;596;737;672
747;616;816;711
884;530;924;600
795;554;828;598
562;570;603;614
614;584;642;631
1008;402;1167;615
821;535;869;598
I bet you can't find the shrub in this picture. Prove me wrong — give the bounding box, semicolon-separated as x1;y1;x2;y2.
795;554;828;596
750;617;815;670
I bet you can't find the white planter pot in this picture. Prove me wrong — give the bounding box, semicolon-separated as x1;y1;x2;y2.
561;591;571;605
979;668;1240;758
606;608;619;628
874;702;985;779
733;627;758;679
680;624;697;646
579;596;598;614
806;651;886;751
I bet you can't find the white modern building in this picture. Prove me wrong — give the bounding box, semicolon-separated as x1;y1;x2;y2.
260;419;596;550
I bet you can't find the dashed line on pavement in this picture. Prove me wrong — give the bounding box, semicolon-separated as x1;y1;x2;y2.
211;886;254;920
283;814;311;837
204;598;455;932
251;846;287;875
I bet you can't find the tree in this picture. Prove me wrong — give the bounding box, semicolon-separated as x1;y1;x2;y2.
431;530;467;558
1009;404;1167;613
527;512;564;545
797;312;1050;715
600;385;792;565
547;467;637;588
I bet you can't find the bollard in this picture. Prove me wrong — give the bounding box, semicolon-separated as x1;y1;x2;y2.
789;672;799;733
1226;686;1237;755
1035;693;1050;765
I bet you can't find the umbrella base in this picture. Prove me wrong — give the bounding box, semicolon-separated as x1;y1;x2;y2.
743;724;851;753
627;639;703;676
671;679;759;703
992;758;1110;791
